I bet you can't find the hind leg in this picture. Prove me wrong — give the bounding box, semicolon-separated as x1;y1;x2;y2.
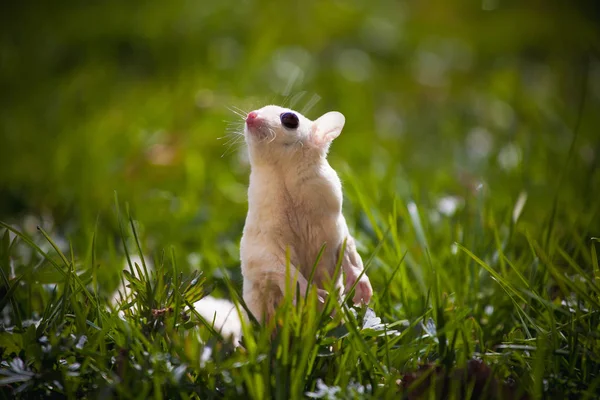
340;235;373;305
242;256;313;322
243;278;278;324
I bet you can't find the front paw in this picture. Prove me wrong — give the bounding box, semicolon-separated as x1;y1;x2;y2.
317;289;329;304
349;277;373;305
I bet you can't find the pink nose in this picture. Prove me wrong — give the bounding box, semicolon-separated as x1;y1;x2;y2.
246;111;258;124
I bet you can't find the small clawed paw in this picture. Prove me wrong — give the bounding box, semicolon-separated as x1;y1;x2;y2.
352;278;373;305
317;289;329;304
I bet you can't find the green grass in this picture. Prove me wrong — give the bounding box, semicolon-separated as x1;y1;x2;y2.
1;161;599;398
1;0;600;398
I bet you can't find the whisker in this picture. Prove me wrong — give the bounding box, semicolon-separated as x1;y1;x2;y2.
221;136;246;158
218;129;243;140
220;105;249;156
225;120;245;128
226;105;247;119
301;93;321;115
227;105;246;115
282;68;302;97
267;128;277;143
220;136;241;146
289;91;307;109
223;119;243;125
228;105;249;118
223;120;245;133
281;93;291;108
224;126;244;134
231;105;248;114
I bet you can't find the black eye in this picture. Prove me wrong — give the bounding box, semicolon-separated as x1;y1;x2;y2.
280;112;299;129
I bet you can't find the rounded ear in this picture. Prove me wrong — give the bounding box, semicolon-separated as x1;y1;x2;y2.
313;111;345;145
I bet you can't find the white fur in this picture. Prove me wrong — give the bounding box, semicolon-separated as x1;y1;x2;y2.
241;105;373;323
192;296;243;345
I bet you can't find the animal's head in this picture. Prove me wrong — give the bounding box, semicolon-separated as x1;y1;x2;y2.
243;105;345;165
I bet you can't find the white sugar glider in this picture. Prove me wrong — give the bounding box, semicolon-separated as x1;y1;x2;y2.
240;105;373;323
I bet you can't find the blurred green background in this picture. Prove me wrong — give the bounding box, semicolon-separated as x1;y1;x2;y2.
1;0;599;292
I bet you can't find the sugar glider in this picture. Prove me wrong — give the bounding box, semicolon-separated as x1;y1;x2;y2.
240;105;373;323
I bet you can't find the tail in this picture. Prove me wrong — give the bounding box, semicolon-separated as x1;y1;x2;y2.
192;296;245;346
111;255;244;345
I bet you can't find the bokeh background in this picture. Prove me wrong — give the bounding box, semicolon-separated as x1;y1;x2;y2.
1;0;599;293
